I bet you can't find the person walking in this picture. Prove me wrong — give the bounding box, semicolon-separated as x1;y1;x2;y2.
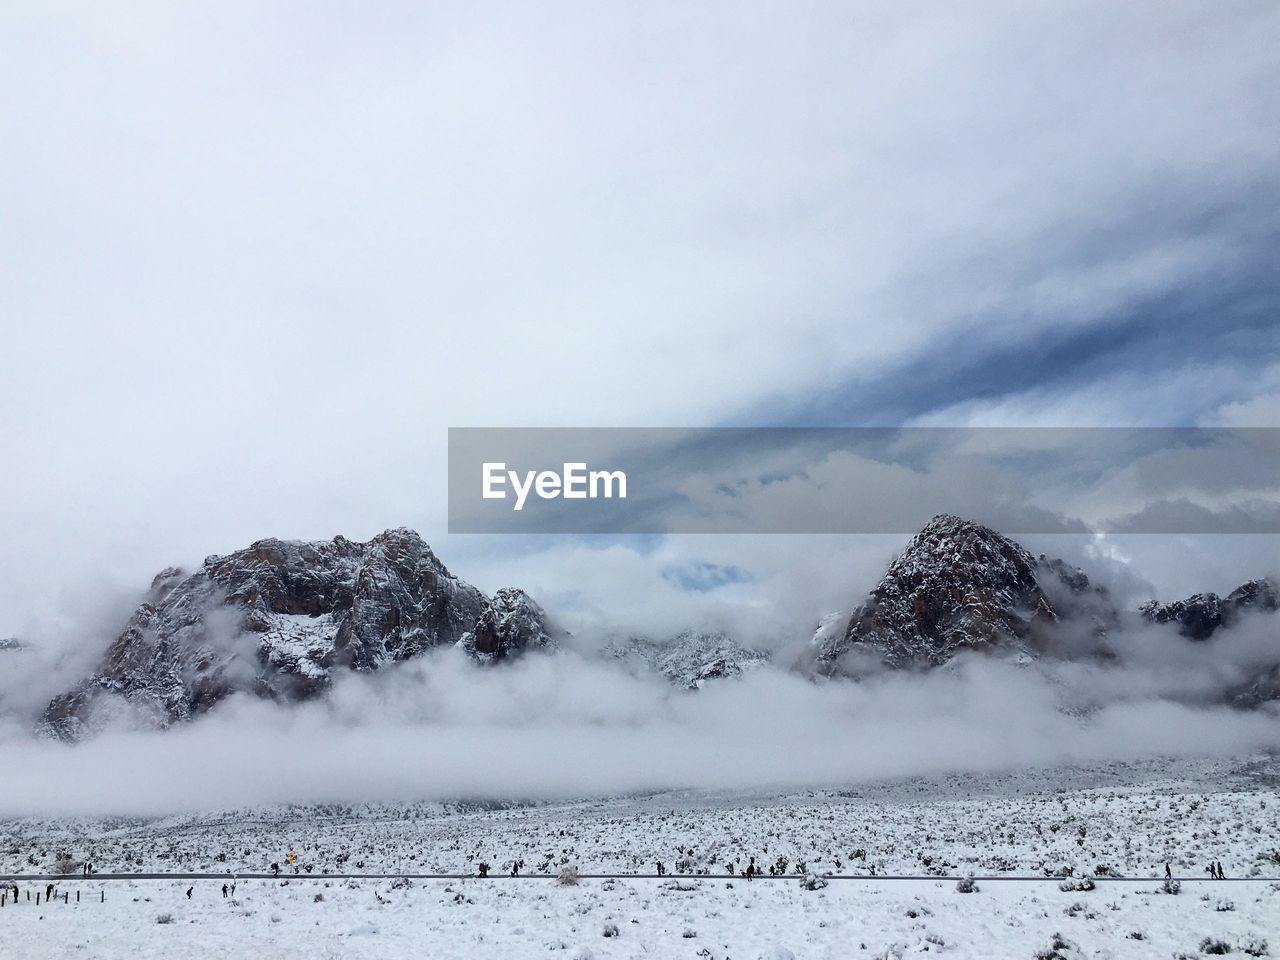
1164;862;1172;880
221;884;228;898
185;886;193;899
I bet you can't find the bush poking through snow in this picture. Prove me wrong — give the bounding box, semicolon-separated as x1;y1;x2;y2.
799;872;828;890
955;876;979;893
155;913;174;925
1161;877;1182;895
1033;932;1085;960
1058;877;1096;892
1239;938;1269;958
602;923;619;938
557;865;580;886
1199;937;1231;955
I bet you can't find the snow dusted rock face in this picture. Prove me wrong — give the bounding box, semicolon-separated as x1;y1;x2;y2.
459;587;558;663
41;528;489;739
1139;578;1279;640
812;514;1112;674
1140;577;1280;706
606;631;771;689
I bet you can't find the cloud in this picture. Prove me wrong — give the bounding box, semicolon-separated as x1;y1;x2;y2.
2;3;1279;815
3;0;1279;633
1;641;1276;816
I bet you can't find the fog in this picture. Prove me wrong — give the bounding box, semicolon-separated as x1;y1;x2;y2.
3;614;1278;817
3;519;1280;818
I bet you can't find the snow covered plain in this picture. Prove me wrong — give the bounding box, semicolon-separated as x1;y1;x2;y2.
3;756;1278;958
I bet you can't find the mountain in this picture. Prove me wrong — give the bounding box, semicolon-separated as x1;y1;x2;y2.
1140;577;1280;707
808;514;1280;706
605;631;770;689
460;588;559;662
811;514;1114;675
1139;578;1279;640
40;529;551;739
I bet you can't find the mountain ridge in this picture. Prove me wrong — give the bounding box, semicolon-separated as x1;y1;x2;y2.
35;515;1280;737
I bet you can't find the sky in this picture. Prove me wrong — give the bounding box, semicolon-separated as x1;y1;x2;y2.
2;0;1280;644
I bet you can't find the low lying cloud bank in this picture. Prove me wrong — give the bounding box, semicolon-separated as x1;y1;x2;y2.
2;637;1277;817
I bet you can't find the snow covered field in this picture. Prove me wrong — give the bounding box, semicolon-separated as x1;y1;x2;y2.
3;756;1279;958
2;874;1277;960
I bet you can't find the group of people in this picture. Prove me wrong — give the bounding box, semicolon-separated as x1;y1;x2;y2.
1164;861;1227;880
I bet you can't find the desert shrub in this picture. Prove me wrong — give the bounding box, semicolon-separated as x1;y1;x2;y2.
557;865;580;886
602;923;619;938
156;913;174;925
799;872;828;891
1199;938;1231;955
955;876;978;893
1216;899;1236;912
1239;938;1268;958
1161;877;1181;895
1033;932;1084;960
1058;877;1095;892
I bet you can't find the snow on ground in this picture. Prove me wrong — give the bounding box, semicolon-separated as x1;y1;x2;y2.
2;875;1276;959
2;756;1279;957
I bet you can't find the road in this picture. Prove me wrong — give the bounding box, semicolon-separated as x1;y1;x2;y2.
1;871;1271;883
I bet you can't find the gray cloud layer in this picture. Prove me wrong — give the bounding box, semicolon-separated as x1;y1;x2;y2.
2;3;1278;810
3;1;1279;633
3;635;1277;817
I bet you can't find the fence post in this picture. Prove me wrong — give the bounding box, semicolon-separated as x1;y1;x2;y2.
76;890;80;902
36;893;40;905
101;890;105;903
64;892;68;904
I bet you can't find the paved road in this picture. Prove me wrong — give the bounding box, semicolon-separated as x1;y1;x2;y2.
1;871;1272;883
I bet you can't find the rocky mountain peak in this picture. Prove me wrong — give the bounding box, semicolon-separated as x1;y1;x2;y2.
41;529;497;739
1139;576;1279;640
606;631;770;690
461;587;559;662
813;514;1108;673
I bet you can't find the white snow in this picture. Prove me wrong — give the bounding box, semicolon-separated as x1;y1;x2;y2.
3;757;1278;958
1;875;1275;959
